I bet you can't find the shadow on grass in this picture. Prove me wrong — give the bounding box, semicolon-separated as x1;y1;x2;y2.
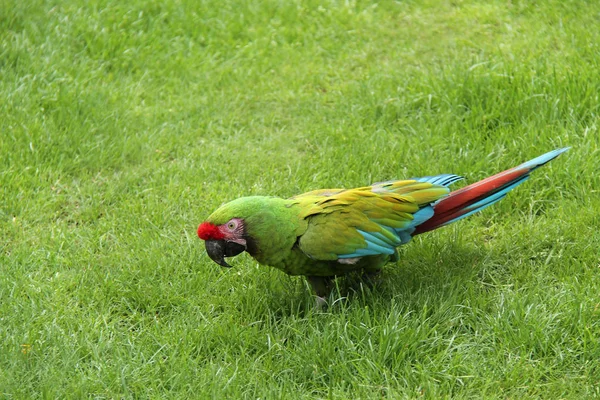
246;239;497;319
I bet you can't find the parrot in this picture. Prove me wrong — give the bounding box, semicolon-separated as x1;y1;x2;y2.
197;148;569;305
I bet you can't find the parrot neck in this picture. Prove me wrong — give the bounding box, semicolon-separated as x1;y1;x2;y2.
240;197;307;269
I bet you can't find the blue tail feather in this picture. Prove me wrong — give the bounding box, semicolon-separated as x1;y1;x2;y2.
519;147;570;170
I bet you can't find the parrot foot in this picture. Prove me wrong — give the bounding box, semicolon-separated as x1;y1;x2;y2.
315;296;328;311
306;275;334;310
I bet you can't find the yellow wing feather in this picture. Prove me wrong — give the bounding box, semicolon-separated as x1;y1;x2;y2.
290;180;449;261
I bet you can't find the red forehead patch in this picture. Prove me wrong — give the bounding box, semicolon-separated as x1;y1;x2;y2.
197;222;224;240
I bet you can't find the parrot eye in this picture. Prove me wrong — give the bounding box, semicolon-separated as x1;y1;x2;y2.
226;220;237;231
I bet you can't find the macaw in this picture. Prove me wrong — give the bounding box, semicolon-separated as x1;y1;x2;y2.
197;148;568;303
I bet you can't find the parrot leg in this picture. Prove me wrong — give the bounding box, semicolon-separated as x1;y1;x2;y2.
315;296;328;310
306;275;334;309
361;268;383;288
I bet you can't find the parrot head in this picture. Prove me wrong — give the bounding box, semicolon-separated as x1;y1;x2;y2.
197;217;247;268
197;197;271;268
198;196;300;269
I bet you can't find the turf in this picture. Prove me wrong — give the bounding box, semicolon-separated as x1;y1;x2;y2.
2;0;600;398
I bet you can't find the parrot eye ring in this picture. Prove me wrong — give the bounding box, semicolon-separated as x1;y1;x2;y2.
227;221;237;231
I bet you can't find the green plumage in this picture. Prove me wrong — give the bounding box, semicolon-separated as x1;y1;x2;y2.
204;180;449;277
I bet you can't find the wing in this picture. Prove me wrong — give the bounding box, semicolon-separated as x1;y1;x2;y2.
291;176;461;261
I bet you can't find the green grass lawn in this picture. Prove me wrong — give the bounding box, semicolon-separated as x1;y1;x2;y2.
2;0;600;398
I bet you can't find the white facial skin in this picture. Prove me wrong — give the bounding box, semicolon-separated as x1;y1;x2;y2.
220;218;247;247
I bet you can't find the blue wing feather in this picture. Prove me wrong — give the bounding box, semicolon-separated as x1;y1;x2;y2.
414;174;463;187
337;175;460;258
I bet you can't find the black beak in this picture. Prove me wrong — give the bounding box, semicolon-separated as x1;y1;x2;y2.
205;240;246;268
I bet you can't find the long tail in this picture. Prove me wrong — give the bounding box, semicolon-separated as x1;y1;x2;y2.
413;148;569;235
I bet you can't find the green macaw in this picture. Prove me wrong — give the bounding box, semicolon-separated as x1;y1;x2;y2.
198;148;568;303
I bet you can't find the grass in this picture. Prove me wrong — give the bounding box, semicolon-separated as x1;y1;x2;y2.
2;0;600;398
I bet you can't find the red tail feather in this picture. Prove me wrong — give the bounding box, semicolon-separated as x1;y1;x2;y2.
413;166;531;235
